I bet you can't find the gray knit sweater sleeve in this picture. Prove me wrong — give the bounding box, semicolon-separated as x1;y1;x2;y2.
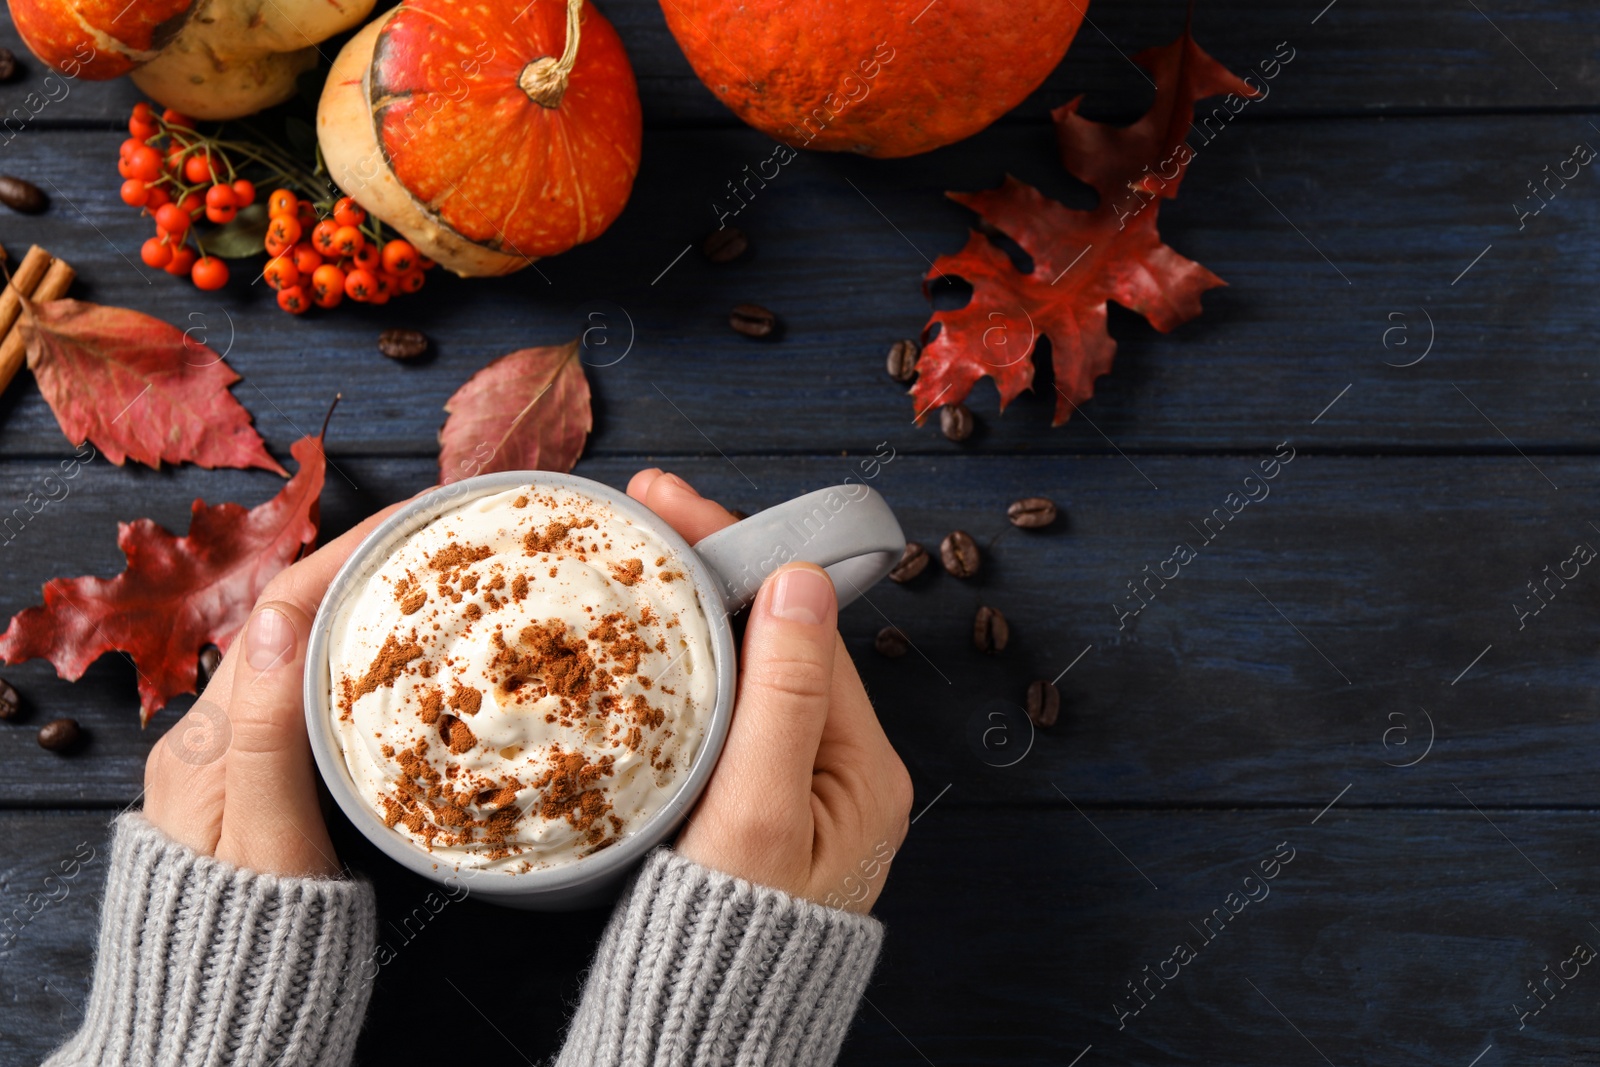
555;847;886;1067
43;812;378;1067
47;819;880;1067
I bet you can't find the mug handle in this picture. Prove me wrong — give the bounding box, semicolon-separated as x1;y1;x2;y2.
692;484;906;613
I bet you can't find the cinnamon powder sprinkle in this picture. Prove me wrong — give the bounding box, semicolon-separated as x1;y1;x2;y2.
352;494;698;864
353;633;424;703
449;683;482;716
442;714;477;754
529;746;617;845
382;739;522;855
418;686;443;725
609;558;644;586
523;517;596;555
395;575;428;615
590;615;650;675
429;543;493;573
493;620;598;706
629;693;665;730
378;735;623;856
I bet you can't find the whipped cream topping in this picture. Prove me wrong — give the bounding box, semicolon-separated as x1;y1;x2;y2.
327;486;716;873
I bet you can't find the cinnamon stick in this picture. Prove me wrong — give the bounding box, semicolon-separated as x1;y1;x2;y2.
0;255;73;392
0;245;52;342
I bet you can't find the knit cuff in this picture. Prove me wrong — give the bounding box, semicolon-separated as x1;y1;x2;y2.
44;812;378;1067
556;848;886;1067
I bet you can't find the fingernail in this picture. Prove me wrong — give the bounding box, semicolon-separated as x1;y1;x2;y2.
661;473;701;498
246;607;297;671
767;567;835;626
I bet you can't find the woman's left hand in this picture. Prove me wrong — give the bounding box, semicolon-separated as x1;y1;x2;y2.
143;503;404;878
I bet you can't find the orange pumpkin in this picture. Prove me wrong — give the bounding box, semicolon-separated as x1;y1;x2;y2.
7;0;190;80
659;0;1085;158
318;0;642;277
8;0;374;118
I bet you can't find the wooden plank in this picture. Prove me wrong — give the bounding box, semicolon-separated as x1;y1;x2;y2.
0;1;1595;127
0;454;1594;807
5;807;1597;1065
0;117;1593;456
850;806;1600;1066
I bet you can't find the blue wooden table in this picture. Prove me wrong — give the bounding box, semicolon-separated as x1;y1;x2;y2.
2;2;1598;1064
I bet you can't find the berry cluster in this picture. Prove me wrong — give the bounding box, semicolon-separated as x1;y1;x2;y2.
118;104;236;289
261;191;433;313
114;101;434;311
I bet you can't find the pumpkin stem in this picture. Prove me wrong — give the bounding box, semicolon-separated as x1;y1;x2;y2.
519;0;584;109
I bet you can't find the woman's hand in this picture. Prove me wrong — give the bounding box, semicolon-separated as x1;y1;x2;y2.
628;469;914;913
143;504;405;879
145;471;916;908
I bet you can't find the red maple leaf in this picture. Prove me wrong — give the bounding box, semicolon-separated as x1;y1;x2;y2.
0;435;326;723
20;297;285;474
437;339;592;484
912;23;1255;426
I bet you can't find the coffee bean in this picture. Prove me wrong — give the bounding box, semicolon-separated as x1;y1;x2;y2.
1026;679;1060;727
940;530;979;578
973;605;1008;653
702;227;748;263
874;626;910;658
0;175;46;214
37;717;80;752
889;541;930;583
197;645;222;692
1007;496;1058;528
886;339;919;382
0;49;18;83
378;328;430;360
940;403;974;442
729;303;777;338
0;678;18;720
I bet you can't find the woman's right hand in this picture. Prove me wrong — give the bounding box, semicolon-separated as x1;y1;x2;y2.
628;469;914;913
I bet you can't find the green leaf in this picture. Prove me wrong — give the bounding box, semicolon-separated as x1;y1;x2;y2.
202;204;269;260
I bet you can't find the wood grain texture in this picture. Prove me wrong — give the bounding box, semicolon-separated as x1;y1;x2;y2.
0;2;1594;1062
4;808;1597;1066
852;807;1600;1066
0;1;1595;126
0;117;1591;456
0;454;1592;807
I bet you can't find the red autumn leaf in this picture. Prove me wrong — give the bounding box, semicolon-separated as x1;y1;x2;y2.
0;434;326;723
913;24;1255;426
437;339;592;484
20;297;286;474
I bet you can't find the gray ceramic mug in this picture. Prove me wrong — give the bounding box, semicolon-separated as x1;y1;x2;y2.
303;471;905;909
